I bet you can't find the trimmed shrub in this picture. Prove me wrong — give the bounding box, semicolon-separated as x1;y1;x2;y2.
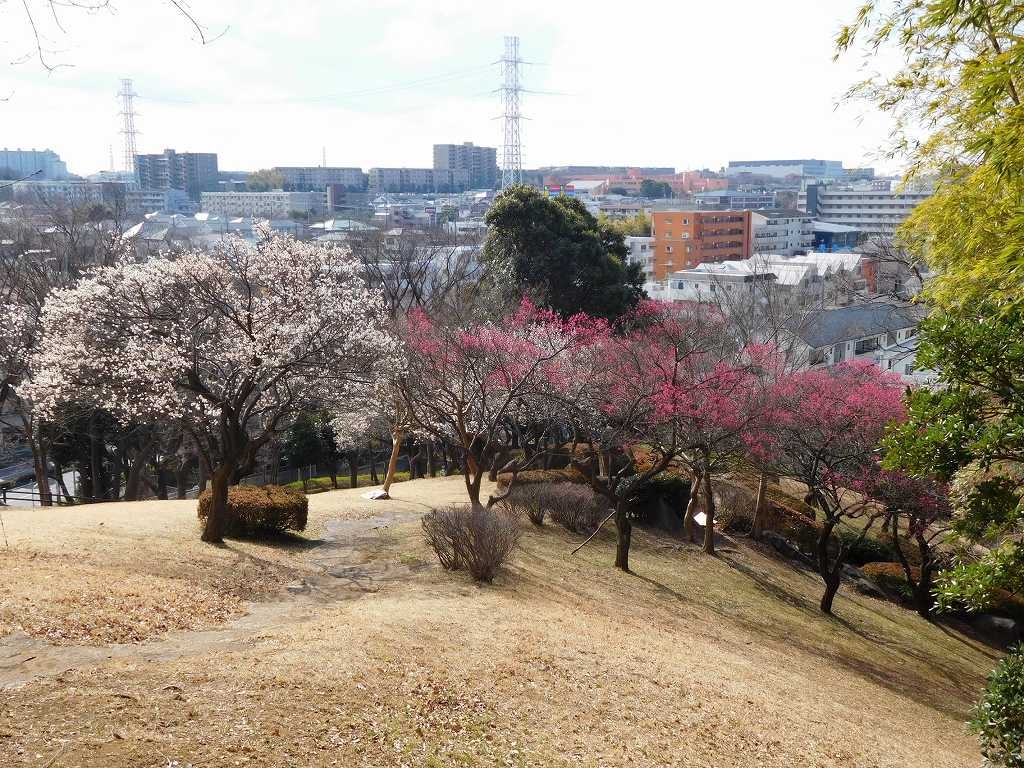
837;529;897;566
421;504;521;583
970;648;1024;768
495;467;587;489
629;474;691;526
545;484;609;534
863;561;919;601
757;502;822;554
197;484;308;537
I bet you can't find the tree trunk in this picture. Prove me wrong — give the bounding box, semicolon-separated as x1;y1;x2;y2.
427;442;437;478
702;469;716;555
383;429;404;493
198;460;209;493
347;451;359;489
29;431;53;507
751;471;768;538
816;518;839;614
683;470;700;543
90;422;107;501
202;463;233;543
53;462;73;504
613;498;632;571
175;461;189;500
369;444;379;484
820;575;841;614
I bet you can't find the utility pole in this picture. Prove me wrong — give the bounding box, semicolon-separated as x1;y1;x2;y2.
499;36;523;189
118;78;139;175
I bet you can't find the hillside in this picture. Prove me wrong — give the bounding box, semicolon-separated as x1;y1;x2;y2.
0;476;999;767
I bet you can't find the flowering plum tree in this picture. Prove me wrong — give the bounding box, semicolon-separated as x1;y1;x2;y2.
401;299;606;509
26;229;400;542
570;300;777;567
769;362;906;613
852;466;950;618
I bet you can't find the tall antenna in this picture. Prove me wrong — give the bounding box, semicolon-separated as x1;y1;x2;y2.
499;36;523;189
108;144;115;172
118;78;139;175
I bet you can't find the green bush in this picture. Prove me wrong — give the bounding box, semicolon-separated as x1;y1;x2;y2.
971;648;1024;768
197;484;308;537
862;562;918;601
837;529;897;566
628;474;691;524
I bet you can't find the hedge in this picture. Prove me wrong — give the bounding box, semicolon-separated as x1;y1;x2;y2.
197;484;308;537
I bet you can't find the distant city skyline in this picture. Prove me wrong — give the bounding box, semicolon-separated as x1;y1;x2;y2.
1;0;903;177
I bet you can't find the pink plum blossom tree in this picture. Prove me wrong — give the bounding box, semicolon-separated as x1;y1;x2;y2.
769;362;906;614
400;299;607;509
26;229;400;542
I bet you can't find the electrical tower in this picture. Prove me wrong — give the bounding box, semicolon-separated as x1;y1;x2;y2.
118;78;139;175
499;36;523;188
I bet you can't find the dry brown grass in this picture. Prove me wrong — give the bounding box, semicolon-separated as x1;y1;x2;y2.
0;476;1001;767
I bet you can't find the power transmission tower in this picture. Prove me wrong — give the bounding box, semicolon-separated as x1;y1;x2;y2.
118;78;139;175
499;36;523;189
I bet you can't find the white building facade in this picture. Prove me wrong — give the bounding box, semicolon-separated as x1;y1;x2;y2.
750;209;814;256
199;191;326;218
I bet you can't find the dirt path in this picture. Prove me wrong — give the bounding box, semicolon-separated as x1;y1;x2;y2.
0;477;471;689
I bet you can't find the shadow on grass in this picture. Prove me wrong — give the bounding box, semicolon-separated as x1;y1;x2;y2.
224;529;327;553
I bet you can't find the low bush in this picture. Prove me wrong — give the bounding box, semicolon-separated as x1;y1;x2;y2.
838;529;897;566
629;474;691;525
756;502;822;554
495;467;587;489
499;484;546;525
863;561;919;601
421;504;521;583
714;483;757;534
545;484;609;534
197;484;308;537
970;648;1024;768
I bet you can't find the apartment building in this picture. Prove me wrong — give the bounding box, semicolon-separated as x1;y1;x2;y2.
272;166;368;192
0;148;69;179
624;235;656;281
726;159;845;181
800;181;930;239
199;191;326;218
368;168;470;194
433;142;498;189
694;190;776;210
10;180;103;206
650;210;752;279
135;149;219;202
749;208;815;256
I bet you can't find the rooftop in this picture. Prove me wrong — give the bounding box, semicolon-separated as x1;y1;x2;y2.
791;302;926;348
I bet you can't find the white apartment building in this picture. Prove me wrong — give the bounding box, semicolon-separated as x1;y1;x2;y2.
11;180;103;206
800;181;931;239
749;208;814;256
649;252;865;308
787;302;926;381
0;148;69;179
199;191;326;218
625;235;655;281
272;166;367;191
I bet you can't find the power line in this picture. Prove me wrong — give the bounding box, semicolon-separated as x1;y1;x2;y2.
134;64;495;107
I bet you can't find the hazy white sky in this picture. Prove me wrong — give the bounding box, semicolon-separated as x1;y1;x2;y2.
0;0;901;177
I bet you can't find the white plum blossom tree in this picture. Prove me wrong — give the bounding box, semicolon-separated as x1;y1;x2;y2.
25;229;401;541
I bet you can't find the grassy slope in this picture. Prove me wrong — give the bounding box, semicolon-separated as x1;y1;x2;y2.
0;477;999;767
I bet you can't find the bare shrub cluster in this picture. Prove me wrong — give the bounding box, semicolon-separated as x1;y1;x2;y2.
500;483;608;534
422;504;521;582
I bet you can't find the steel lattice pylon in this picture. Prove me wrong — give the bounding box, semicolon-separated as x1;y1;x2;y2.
118;78;139;175
499;36;523;189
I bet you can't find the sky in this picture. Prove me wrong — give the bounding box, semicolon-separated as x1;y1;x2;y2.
0;0;903;177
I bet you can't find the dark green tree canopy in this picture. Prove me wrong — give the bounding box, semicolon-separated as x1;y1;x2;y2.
482;185;645;321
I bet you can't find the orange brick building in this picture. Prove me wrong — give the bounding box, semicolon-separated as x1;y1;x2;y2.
649;210;753;279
